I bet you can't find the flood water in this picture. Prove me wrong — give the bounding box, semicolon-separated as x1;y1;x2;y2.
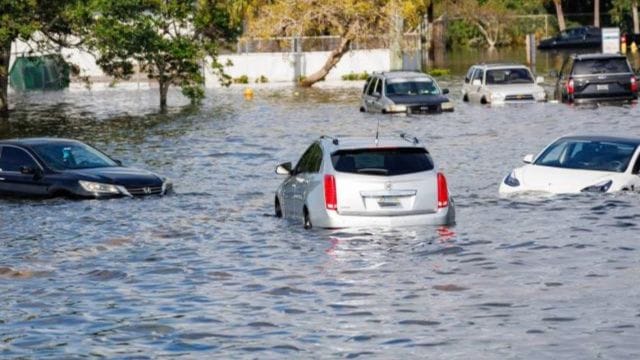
1;79;640;359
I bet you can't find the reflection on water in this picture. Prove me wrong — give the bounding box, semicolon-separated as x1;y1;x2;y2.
1;81;640;358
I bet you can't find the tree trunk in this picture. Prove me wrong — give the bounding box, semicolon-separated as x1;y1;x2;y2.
633;0;639;34
159;80;169;109
554;0;566;31
299;37;352;87
0;41;11;115
594;0;600;27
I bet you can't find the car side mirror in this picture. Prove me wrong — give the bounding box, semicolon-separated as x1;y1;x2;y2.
441;88;450;95
536;76;544;84
472;79;481;86
549;70;558;78
523;154;534;164
20;166;36;175
276;162;292;175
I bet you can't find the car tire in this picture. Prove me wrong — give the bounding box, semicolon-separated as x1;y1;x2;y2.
275;197;283;218
481;97;488;105
359;107;365;112
462;94;469;102
303;207;312;229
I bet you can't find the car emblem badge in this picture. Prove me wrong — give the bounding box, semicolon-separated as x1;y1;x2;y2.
143;187;151;194
384;182;392;191
598;75;607;80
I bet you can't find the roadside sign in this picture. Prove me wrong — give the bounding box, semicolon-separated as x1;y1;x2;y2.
602;27;620;54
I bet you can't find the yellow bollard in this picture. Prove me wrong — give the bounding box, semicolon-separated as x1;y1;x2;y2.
622;41;627;54
632;42;638;54
243;87;254;100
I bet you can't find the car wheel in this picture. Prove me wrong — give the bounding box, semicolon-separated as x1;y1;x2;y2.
275;197;283;218
481;97;488;105
462;94;469;102
359;106;365;112
303;207;312;229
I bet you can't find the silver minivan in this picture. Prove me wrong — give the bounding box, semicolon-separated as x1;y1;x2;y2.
360;71;454;114
274;135;455;229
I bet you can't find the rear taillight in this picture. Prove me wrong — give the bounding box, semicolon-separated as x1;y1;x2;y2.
437;172;449;209
324;174;337;210
631;76;638;93
566;78;574;95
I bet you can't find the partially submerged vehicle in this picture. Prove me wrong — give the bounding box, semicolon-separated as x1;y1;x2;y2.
500;135;640;195
360;71;454;114
462;63;546;104
274;134;455;228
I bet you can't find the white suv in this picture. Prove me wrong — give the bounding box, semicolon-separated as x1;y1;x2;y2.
274;135;455;229
462;63;546;104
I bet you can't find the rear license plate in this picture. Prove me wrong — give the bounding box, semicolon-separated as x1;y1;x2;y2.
377;197;400;208
597;84;609;91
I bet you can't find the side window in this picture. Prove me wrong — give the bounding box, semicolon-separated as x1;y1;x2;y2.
633;152;640;174
366;78;378;96
465;67;475;83
0;146;37;172
363;77;373;94
294;143;322;174
374;78;383;95
472;69;484;83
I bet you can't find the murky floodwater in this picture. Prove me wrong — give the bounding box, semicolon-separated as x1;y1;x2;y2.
1;80;640;359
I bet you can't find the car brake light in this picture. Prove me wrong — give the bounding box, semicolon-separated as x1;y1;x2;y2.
437;172;449;208
631;76;638;93
324;174;337;210
566;78;574;95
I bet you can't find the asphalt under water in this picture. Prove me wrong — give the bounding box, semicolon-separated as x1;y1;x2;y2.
1;81;640;359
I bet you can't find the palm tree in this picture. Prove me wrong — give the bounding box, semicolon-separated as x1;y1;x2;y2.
594;0;600;27
552;0;566;31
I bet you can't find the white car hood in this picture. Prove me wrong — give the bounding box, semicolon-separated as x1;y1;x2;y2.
516;165;618;193
487;84;544;95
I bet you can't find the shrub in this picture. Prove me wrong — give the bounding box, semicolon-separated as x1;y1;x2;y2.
233;75;249;84
255;75;269;83
427;68;451;77
341;71;369;81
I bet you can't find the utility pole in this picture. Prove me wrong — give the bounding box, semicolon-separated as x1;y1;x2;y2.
594;0;600;28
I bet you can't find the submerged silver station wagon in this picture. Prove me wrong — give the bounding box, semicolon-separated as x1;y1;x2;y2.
274;135;455;229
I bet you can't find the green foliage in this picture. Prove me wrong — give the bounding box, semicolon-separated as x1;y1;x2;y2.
426;68;450;77
255;75;269;83
86;0;239;107
233;75;249;84
341;71;369;81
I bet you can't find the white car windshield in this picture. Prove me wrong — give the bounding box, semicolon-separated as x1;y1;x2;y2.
486;68;534;84
385;79;440;96
31;142;118;171
534;139;637;173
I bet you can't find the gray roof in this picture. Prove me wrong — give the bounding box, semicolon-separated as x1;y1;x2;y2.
319;135;425;151
573;53;627;60
561;135;640;145
0;138;82;147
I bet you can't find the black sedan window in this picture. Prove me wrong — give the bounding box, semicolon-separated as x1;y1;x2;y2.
0;147;38;172
31;143;118;171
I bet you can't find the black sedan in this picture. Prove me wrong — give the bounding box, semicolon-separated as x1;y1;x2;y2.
538;26;601;50
0;138;171;198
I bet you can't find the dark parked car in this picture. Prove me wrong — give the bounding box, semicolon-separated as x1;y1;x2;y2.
553;53;638;104
538;26;601;50
0;138;171;198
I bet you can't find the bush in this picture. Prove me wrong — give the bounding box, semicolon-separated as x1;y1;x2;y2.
255;75;269;83
427;68;451;77
341;71;369;81
233;75;249;84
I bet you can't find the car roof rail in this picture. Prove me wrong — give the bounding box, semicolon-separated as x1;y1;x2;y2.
320;135;339;145
400;133;420;145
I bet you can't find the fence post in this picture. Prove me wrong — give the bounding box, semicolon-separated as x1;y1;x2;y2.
526;33;536;71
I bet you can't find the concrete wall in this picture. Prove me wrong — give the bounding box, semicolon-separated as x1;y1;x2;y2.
11;39;391;88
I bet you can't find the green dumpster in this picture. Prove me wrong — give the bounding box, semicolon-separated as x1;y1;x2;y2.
9;55;70;91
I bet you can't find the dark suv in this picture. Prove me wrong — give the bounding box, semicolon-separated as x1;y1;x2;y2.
554;53;638;104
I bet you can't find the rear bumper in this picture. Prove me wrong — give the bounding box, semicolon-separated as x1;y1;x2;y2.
311;203;455;228
572;94;637;104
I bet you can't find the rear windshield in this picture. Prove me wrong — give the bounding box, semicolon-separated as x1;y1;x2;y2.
573;58;631;75
331;148;434;176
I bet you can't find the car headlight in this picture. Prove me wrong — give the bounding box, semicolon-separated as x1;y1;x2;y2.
581;180;613;193
503;172;520;187
161;179;173;194
387;104;407;113
79;180;121;195
441;101;454;111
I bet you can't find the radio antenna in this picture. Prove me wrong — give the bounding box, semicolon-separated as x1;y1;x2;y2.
375;119;380;146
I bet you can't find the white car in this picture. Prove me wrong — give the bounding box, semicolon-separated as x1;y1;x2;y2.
499;136;640;195
462;63;546;104
274;135;455;229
